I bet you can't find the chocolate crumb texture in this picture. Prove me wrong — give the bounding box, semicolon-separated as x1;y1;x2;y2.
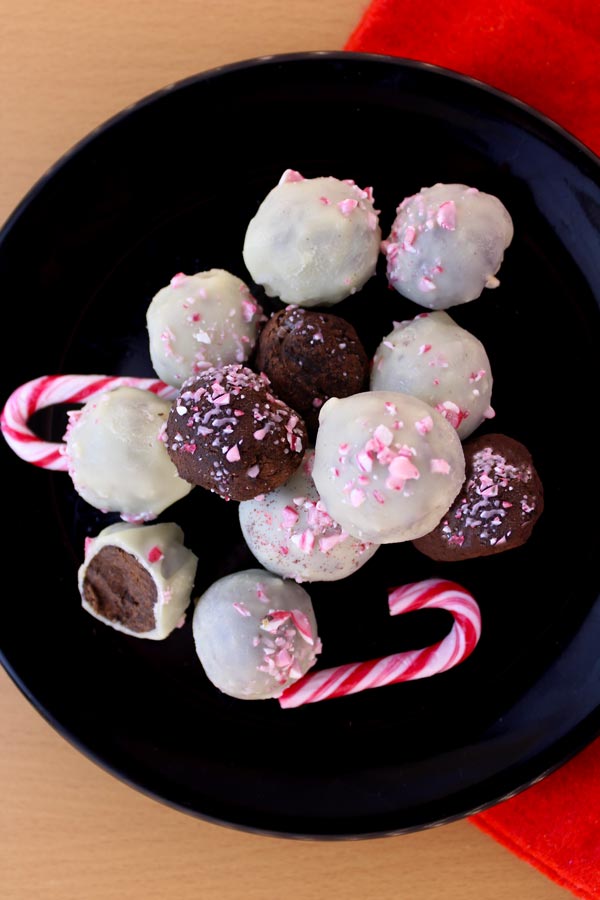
412;433;544;561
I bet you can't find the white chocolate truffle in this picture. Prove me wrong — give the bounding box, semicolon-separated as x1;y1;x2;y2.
64;386;192;521
383;184;513;309
239;450;379;582
243;170;381;307
193;569;321;700
147;269;263;388
371;311;494;439
78;522;198;640
312;392;465;544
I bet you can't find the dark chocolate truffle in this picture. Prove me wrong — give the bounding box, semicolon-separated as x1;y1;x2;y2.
412;433;543;561
83;545;157;633
255;306;369;434
165;364;307;500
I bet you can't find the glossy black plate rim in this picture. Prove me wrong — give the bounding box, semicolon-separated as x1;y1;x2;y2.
1;51;599;839
1;51;599;244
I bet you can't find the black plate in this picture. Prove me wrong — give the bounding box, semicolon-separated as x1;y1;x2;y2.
1;52;599;838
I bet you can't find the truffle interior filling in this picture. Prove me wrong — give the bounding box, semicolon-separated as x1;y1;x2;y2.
83;546;157;632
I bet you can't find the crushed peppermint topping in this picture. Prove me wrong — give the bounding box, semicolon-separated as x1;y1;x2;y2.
233;601;252;617
147;546;164;563
437;445;536;549
337;198;359;216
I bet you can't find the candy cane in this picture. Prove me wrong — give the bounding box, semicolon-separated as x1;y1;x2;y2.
279;578;481;708
1;374;177;471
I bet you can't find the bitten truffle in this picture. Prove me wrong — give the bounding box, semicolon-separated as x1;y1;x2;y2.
78;522;198;639
255;306;369;434
412;433;544;560
243;169;381;306
193;569;321;700
165;364;307;500
383;183;513;309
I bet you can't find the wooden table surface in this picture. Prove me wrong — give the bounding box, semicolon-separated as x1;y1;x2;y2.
0;2;572;898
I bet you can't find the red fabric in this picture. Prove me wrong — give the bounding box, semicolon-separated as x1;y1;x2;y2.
346;3;600;896
346;0;600;156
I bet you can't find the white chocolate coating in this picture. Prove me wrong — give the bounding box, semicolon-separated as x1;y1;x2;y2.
312;392;465;543
193;569;321;700
384;184;513;309
64;386;192;520
243;170;381;307
371;311;494;439
147;269;263;388
78;522;198;639
239;450;379;582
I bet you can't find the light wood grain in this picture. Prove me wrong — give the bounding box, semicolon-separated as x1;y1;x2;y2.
0;2;572;898
1;667;568;900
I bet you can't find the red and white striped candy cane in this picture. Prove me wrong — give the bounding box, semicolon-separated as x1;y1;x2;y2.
279;578;481;708
1;374;177;471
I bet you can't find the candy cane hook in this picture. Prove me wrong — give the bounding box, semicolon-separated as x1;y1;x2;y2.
279;578;481;708
1;374;177;470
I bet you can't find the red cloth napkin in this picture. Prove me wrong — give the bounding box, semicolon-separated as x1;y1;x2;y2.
346;3;600;896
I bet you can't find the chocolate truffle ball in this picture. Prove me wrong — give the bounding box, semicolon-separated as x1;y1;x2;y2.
239;449;379;582
146;269;263;388
383;183;513;309
64;386;192;521
412;433;544;560
193;569;321;700
312;391;465;544
255;306;369;434
165;364;307;500
371;311;494;439
243;169;381;306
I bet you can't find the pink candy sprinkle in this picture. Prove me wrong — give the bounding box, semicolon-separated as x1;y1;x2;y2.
318;532;348;553
279;169;304;184
147;546;164;563
415;415;433;435
225;444;241;462
282;505;299;528
436;401;470;430
241;298;258;323
469;369;486;383
170;272;187;287
386;455;420;491
402;225;417;252
291;529;315;554
418;344;432;355
350;489;366;507
337;199;359;216
418;276;436;292
431;458;451;475
436;200;457;230
213;393;230;406
320;196;331;205
247;465;260;478
356;449;373;473
84;537;93;555
233;601;252;617
373;424;393;446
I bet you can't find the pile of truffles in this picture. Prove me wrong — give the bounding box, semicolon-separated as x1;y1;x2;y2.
3;170;544;706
